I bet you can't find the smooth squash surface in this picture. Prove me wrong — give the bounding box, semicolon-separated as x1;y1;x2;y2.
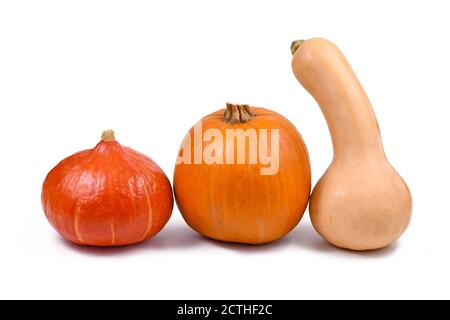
174;104;311;244
291;38;412;250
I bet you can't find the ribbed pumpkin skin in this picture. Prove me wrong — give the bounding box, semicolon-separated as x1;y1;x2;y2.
42;140;173;246
174;107;311;244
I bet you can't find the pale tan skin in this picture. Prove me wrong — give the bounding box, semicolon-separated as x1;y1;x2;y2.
291;38;412;250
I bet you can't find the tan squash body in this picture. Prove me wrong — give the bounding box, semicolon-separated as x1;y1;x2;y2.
291;38;412;250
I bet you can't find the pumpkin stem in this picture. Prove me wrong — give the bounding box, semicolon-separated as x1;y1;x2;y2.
290;39;305;55
101;130;116;142
224;103;255;124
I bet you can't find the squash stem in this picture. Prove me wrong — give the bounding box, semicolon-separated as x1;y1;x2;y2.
224;103;254;124
290;39;305;55
101;130;116;141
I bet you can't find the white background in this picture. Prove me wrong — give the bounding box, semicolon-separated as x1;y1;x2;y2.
0;0;449;300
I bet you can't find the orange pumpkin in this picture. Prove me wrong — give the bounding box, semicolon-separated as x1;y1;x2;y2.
174;103;311;244
42;130;173;246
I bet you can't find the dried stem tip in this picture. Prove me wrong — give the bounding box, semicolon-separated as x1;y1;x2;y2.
290;39;305;55
224;103;255;124
101;129;116;141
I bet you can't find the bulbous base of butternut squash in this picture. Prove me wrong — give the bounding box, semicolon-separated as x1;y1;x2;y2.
309;158;412;251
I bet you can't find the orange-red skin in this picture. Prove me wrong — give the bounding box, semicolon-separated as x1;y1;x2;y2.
42;140;173;246
174;107;311;244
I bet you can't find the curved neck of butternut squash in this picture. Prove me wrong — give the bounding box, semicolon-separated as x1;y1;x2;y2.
293;41;385;160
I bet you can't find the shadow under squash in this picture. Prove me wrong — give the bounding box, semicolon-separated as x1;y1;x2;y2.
292;221;399;258
58;220;399;258
200;233;293;254
57;223;205;256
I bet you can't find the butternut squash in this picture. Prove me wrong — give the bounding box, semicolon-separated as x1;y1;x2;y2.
291;38;412;251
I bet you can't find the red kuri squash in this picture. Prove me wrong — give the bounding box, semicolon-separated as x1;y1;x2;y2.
42;130;173;246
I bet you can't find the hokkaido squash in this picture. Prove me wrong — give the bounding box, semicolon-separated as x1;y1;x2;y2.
42;130;173;246
174;103;311;244
291;38;412;251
